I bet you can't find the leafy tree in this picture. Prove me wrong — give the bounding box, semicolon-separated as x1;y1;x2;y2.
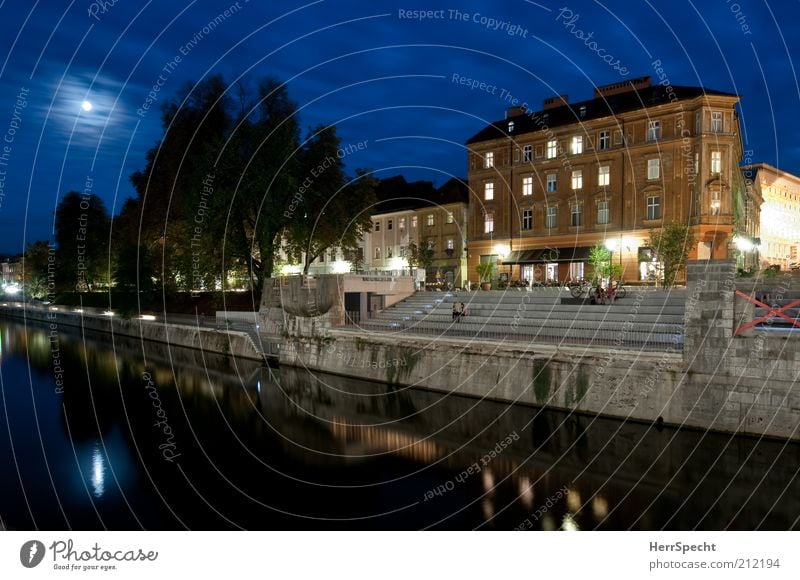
283;126;375;275
54;191;111;291
408;241;434;271
646;222;696;287
588;244;622;283
22;240;52;299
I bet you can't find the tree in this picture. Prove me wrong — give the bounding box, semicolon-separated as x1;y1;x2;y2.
646;222;696;287
54;191;111;291
23;241;52;299
283;126;375;275
588;244;621;283
408;241;434;271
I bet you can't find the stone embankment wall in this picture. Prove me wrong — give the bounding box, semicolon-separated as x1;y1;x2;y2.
0;305;263;361
277;260;800;441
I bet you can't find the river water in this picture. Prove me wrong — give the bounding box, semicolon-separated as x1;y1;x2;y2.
0;317;798;530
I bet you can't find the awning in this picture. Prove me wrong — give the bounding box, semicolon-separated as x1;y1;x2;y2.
502;247;591;264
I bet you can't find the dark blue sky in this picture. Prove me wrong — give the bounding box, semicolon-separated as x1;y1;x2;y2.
0;0;798;254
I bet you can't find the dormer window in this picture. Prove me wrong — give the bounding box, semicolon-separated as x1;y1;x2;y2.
508;121;515;132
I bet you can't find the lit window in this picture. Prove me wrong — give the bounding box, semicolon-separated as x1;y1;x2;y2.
571;169;583;190
546;173;557;193
484;213;494;233
647;158;660;180
546;206;557;229
484;152;494;168
446;212;454;224
522;208;533;230
508;121;515;132
571;203;583;227
426;213;435;226
579;105;587;118
399;217;406;230
522;176;533;196
597;200;609;224
571;135;583;155
710;190;721;215
484;182;494;200
426;239;434;250
411;216;418;228
446;238;454;250
646;195;661;220
711;151;721;174
598;165;610;187
711;111;723;133
387;219;393;231
522;144;532;162
647;120;661;141
374;221;380;232
546;139;557;159
598;130;610;150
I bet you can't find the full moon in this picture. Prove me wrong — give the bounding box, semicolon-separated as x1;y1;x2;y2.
81;100;93;112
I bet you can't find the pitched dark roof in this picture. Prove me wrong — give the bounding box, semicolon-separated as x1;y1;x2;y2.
466;84;739;145
373;176;468;215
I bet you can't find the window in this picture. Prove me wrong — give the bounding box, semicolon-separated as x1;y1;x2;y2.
711;111;723;133
522;144;532;162
373;221;380;232
647;120;661;141
484;151;494;168
411;216;418;228
400;246;407;258
597;200;609;224
387;219;393;231
426;239;434;250
508;121;515;133
646;195;661;220
522;208;533;230
387;247;393;259
598;130;610;150
598;165;610;187
522;176;533;196
695;111;701;133
710;190;721;215
484;182;494;200
446;238;454;250
711;151;721;174
535;144;543;159
446;212;454;224
571;203;583;227
571;169;583;190
426;213;435;226
546;173;557;193
614;130;623;145
484;212;494;233
571;135;583;155
399;217;406;230
546;206;557;229
375;247;381;260
579;105;587;118
647;158;660;180
546;139;557;159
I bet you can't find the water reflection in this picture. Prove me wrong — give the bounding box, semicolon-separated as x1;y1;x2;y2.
0;317;799;530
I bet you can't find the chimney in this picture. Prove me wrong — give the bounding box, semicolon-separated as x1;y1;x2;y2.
593;76;652;98
543;95;569;110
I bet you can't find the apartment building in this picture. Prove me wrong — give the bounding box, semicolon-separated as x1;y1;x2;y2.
466;75;752;284
743;163;800;270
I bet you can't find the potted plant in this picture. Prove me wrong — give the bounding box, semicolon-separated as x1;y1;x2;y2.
476;262;496;291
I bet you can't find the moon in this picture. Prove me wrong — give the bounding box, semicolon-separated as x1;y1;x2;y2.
81;100;93;112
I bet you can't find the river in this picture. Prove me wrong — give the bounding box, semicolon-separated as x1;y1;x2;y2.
0;317;798;530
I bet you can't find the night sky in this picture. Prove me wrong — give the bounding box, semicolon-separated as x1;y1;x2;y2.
0;0;798;254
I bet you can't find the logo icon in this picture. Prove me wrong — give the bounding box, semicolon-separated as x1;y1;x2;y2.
20;540;46;568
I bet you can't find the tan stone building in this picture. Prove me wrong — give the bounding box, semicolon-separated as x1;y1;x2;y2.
466;76;753;284
743;163;800;270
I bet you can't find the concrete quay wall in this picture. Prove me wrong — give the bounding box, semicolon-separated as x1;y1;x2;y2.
0;305;263;362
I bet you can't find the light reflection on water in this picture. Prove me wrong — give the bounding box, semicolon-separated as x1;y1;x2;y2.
90;444;106;498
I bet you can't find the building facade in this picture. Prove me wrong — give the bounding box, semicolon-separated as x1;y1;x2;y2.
466;76;750;284
743;163;800;270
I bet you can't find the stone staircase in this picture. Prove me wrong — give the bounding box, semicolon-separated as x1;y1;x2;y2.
351;287;686;350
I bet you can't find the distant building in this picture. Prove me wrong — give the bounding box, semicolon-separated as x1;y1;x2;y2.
1;258;22;289
465;75;755;284
743;163;800;269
